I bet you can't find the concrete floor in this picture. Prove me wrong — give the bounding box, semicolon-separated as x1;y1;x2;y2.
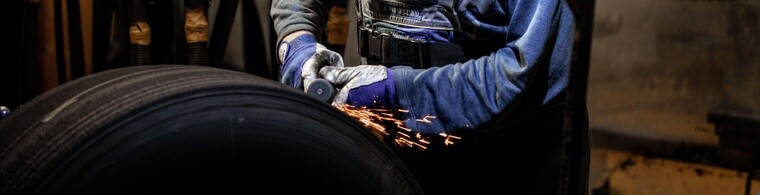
590;148;760;195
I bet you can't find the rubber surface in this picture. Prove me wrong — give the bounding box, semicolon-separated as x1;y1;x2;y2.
0;65;420;194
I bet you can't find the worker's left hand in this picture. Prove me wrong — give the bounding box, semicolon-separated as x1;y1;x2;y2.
279;33;344;91
319;65;397;108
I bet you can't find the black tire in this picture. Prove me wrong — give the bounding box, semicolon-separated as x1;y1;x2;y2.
0;65;420;194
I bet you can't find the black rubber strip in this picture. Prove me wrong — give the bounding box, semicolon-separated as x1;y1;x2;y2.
0;65;421;194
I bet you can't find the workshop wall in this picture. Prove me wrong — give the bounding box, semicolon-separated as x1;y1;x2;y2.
588;0;759;194
589;0;758;146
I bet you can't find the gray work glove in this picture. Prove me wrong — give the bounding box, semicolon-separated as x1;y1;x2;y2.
319;65;397;108
279;34;344;92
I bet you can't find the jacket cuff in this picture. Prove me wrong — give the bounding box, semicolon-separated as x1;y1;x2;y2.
393;67;436;134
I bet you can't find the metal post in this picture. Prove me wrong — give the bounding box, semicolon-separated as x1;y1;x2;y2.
185;0;209;66
66;0;85;79
208;0;240;68
127;0;151;66
560;0;595;195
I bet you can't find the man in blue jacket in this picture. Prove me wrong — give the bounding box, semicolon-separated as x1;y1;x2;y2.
272;0;580;193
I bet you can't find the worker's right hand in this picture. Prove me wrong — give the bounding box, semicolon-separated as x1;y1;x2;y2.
278;33;344;91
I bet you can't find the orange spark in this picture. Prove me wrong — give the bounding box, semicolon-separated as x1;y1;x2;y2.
444;138;455;146
332;103;460;150
415;117;433;124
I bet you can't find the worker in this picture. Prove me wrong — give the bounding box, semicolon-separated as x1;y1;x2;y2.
272;0;583;194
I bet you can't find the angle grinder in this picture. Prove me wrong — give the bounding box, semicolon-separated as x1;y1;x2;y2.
307;79;336;103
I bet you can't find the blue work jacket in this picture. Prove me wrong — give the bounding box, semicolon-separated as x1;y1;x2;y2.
272;0;575;135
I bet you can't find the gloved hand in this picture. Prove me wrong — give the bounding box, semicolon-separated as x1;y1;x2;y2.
319;65;397;108
279;33;344;91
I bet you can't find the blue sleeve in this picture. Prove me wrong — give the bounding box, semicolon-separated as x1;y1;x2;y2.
394;1;575;135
